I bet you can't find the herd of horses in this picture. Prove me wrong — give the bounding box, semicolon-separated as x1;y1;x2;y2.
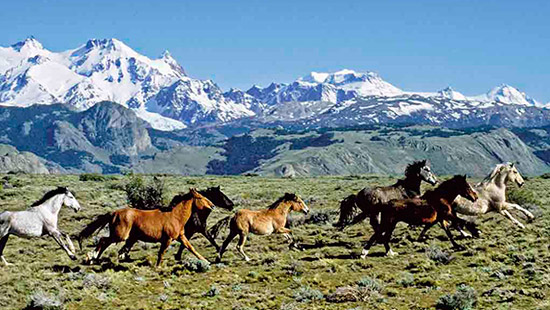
0;161;535;268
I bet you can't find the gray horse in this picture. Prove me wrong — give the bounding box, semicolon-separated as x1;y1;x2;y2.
0;187;81;266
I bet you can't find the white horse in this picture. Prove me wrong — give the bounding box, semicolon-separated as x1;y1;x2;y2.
0;187;81;266
452;162;534;231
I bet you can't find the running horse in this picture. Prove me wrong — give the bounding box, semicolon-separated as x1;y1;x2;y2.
78;188;213;267
335;160;438;232
0;187;81;266
418;162;534;240
215;193;309;263
361;175;478;258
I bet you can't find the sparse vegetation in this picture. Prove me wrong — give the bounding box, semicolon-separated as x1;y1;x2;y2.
436;284;477;310
0;174;548;309
124;174;165;209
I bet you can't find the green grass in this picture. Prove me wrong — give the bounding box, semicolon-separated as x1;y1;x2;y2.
0;174;549;309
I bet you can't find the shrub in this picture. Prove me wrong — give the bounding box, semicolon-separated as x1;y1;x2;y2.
82;273;111;289
182;258;211;273
293;286;324;302
79;173;106;182
25;290;64;310
426;245;454;265
327;277;384;303
304;210;333;225
357;276;382;292
204;285;220;297
124;175;165;210
397;272;415;287
436;284;477;310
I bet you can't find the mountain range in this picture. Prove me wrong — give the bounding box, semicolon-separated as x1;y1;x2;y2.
1;37;549;132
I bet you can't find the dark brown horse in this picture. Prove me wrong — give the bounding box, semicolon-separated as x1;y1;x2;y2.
335;160;438;232
173;186;234;260
361;175;478;258
78;188;213;267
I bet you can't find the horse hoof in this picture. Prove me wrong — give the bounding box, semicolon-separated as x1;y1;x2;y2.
386;250;398;257
70;255;77;261
360;249;369;259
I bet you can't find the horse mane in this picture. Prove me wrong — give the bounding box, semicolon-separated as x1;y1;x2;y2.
478;164;505;186
267;193;296;210
404;160;427;178
31;187;68;207
167;192;194;209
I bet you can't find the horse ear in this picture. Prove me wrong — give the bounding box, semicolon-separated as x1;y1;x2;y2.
189;187;197;193
510;162;515;167
217;186;221;190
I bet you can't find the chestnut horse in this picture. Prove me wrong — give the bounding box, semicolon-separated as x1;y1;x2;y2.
335;160;438;232
78;188;213;266
361;175;478;258
216;193;309;263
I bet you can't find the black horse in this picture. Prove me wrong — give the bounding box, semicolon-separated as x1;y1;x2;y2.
335;160;438;233
174;186;234;260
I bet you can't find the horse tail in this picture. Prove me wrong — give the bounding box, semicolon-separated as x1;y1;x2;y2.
334;194;358;228
208;216;231;240
77;212;112;251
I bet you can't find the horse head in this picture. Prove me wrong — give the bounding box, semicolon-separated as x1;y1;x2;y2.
203;186;234;211
284;193;309;214
61;188;81;212
189;188;214;211
407;160;438;185
454;175;478;202
505;162;525;187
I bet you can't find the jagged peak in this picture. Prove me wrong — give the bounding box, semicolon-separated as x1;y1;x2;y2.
84;38;129;51
11;36;44;52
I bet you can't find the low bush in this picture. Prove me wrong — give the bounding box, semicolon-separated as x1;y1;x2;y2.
182;258;211;273
79;173;107;182
327;277;384;303
25;290;64;310
124;175;165;210
397;272;415;287
204;285;220;297
436;284;477;310
426;245;454;265
293;286;324;302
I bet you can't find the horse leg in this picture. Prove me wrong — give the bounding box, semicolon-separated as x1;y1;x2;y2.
505;202;535;221
382;222;398;256
0;235;11;266
175;231;195;261
179;234;207;262
59;230;76;254
417;223;435;241
217;230;238;262
236;232;250;262
118;237;138;261
441;221;464;250
156;238;172;267
361;228;385;259
88;236;116;263
202;228;220;252
499;210;526;229
51;231;77;260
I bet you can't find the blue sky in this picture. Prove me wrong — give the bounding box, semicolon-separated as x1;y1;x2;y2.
1;0;549;101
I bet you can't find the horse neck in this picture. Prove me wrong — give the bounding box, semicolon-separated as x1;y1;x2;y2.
493;172;508;188
34;195;64;216
395;174;422;197
272;202;292;217
172;199;194;223
427;183;460;205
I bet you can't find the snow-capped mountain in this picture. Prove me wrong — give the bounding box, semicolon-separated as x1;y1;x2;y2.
1;37;549;132
0;37;256;130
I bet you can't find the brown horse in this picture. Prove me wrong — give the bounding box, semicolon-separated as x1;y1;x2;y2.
78;188;213;267
361;175;478;258
336;160;438;233
216;193;309;263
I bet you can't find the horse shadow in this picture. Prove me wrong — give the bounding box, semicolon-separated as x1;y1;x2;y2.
52;264;81;273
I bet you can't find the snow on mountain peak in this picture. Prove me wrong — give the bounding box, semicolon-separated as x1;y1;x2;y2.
437;86;466;101
11;36;44;52
486;84;536;106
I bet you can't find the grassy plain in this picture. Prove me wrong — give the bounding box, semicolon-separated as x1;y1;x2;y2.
0;174;548;309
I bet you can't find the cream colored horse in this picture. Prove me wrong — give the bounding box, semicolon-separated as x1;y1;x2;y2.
454;162;534;231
